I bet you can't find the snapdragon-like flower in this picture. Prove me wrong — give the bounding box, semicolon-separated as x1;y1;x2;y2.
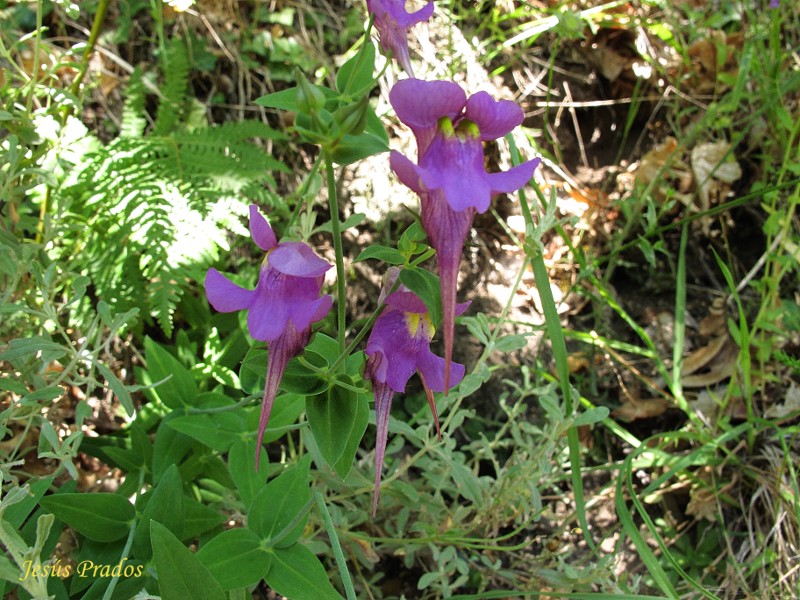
205;205;332;465
389;78;540;390
366;274;465;514
366;0;434;76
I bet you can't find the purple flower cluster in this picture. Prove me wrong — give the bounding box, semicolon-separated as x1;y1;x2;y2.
205;0;539;512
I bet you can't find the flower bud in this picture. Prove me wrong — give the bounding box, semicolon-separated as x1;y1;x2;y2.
295;68;326;115
333;95;369;136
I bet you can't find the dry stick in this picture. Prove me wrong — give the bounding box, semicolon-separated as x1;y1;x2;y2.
563;81;588;168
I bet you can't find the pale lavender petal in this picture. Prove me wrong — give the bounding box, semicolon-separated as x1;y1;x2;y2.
205;268;254;312
390;151;425;193
385;290;428;313
269;242;331;277
487;158;540;195
249;205;277;251
464;92;525;141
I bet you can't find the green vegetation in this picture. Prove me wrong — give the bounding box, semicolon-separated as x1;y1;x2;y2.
1;0;798;598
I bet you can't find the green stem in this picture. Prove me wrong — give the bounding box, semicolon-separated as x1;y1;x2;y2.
68;0;111;100
323;149;348;354
315;492;357;600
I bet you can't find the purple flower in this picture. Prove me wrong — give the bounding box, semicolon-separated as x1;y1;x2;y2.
389;79;540;390
205;205;332;465
366;273;466;514
769;0;779;7
367;0;434;76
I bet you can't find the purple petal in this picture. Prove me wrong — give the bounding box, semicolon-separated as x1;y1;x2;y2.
365;310;419;393
311;294;334;322
396;0;434;27
256;323;311;467
385;290;428;314
417;348;465;392
390;151;424;193
249;205;277;251
269;242;331;277
289;294;333;331
246;270;290;341
418;195;474;392
455;301;471;317
205;268;254;312
464;92;525;141
487;157;540;195
390;79;466;152
370;376;395;516
418;136;493;212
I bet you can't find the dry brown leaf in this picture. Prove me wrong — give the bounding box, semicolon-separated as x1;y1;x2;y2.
691;141;742;214
682;334;729;376
699;297;727;336
612;397;672;421
764;383;800;419
635;136;680;185
685;485;717;522
682;335;737;388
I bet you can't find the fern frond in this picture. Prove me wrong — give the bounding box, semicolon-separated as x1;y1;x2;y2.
119;68;147;138
153;38;190;136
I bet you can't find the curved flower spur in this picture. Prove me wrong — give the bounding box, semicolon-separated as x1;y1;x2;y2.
365;270;467;514
205;205;333;466
389;78;541;391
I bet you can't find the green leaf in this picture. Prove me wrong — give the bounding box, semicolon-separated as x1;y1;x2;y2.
305;377;370;478
306;383;358;468
182;496;227;540
249;455;311;546
333;392;369;479
150;521;225;600
228;439;269;508
314;212;366;234
94;361;135;417
167;412;246;452
40;494;134;542
197;528;271;590
3;477;54;528
280;351;329;396
144;337;198;408
355;245;406;265
239;347;267;395
241;346;328;397
494;333;530;353
573;406;610;427
331;132;388;166
265;543;344;600
133;464;184;560
399;267;442;327
0;336;66;363
254;85;336;112
336;42;376;95
153;417;196;482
